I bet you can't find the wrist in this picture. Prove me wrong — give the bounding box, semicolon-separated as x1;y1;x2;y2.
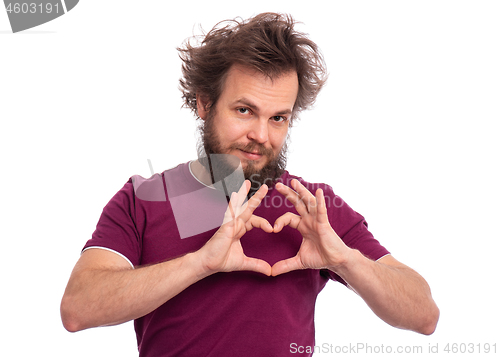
327;247;359;275
179;251;210;282
187;249;218;281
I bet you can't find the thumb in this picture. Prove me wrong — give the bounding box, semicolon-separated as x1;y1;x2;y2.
271;256;304;276
240;256;272;276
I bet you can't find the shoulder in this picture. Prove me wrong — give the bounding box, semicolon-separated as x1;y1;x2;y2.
131;173;166;202
131;162;192;202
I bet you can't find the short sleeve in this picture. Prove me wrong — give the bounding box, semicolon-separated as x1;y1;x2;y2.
82;179;141;267
322;185;390;285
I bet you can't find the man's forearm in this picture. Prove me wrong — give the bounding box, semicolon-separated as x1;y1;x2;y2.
333;250;439;335
61;252;209;332
61;183;273;333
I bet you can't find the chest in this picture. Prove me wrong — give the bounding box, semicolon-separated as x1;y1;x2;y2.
135;194;303;266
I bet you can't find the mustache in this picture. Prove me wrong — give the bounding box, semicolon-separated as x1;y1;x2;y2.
229;142;274;158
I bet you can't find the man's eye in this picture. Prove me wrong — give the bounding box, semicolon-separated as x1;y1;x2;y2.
237;108;250;115
272;116;287;123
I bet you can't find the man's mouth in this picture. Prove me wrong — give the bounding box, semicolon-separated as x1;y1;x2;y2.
238;149;264;160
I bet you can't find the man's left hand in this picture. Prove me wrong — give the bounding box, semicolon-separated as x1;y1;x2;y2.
271;179;352;276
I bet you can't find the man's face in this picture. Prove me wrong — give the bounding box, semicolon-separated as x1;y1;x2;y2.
198;64;299;184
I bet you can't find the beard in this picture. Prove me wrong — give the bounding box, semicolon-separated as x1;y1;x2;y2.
197;110;288;198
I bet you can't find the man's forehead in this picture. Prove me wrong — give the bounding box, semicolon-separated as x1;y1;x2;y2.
221;64;299;106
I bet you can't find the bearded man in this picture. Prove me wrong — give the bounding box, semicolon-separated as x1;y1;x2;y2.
61;13;439;357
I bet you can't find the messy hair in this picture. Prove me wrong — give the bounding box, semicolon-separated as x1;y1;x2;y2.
178;12;328;123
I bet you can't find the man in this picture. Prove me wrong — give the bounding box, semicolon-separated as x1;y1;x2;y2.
61;13;439;356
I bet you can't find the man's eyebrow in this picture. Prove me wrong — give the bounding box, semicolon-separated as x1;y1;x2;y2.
232;97;293;115
233;98;259;111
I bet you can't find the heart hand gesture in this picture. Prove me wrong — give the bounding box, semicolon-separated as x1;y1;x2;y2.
198;180;273;276
271;179;352;276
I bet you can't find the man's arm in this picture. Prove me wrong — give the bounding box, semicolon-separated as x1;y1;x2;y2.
60;248;207;332
61;181;273;332
335;253;439;335
271;179;439;335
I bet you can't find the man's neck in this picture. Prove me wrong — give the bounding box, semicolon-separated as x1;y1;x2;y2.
189;159;214;187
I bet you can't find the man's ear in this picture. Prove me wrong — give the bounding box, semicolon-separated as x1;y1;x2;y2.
196;94;211;120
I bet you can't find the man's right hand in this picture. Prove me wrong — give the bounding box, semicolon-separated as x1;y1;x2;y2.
61;180;272;332
195;180;273;276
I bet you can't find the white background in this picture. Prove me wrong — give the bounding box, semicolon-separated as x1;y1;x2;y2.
1;1;499;356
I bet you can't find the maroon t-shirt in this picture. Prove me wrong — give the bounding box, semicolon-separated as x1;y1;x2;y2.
84;162;389;356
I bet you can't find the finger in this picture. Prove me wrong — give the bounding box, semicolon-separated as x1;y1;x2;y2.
223;191;238;225
315;188;329;224
273;212;301;232
240;256;272;276
245;214;273;233
275;182;308;216
223;181;251;224
291;179;318;215
237;184;269;222
244;184;268;211
271;255;304;276
234;179;251;210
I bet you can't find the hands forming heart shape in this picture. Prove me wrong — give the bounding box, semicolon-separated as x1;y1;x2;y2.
199;179;352;277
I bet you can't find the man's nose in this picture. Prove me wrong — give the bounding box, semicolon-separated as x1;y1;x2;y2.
247;118;269;144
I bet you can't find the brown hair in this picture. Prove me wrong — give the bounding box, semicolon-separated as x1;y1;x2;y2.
178;12;328;123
